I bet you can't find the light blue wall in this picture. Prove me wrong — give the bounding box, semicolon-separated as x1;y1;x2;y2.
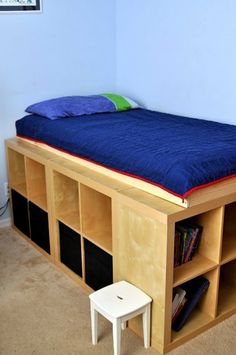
116;0;236;124
0;0;116;220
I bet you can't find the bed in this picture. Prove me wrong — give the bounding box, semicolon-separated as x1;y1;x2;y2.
15;107;236;208
8;98;236;353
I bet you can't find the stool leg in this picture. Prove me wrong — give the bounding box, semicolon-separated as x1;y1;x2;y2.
143;304;151;348
121;321;127;330
90;301;98;345
112;318;121;355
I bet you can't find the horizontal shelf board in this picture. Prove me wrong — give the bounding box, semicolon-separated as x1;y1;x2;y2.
11;183;27;197
171;309;214;343
218;283;236;316
57;211;81;233
173;254;218;287
30;194;47;212
82;228;112;255
221;234;236;265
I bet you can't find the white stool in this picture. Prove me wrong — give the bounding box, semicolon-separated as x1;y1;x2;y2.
89;280;152;355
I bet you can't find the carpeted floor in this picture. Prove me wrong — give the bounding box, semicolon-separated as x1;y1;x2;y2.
0;228;235;355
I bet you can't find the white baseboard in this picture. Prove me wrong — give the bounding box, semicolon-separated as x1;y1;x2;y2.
0;217;11;229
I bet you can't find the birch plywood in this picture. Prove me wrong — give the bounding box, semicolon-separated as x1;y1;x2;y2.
7;148;27;196
80;184;112;254
199;268;220;318
53;171;80;231
113;202;170;348
25;158;47;211
195;207;224;263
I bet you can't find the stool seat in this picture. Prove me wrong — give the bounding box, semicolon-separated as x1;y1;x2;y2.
89;280;151;318
89;281;152;355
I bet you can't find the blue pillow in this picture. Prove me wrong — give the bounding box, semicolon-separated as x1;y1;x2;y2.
25;94;140;120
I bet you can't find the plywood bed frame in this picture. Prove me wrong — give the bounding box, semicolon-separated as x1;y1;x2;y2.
17;137;236;208
6;137;236;354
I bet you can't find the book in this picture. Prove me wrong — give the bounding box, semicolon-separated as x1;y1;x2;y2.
174;222;203;267
172;276;210;331
174;231;181;267
172;293;180;315
184;226;201;262
172;297;187;324
172;287;186;317
176;226;187;265
189;226;203;260
181;229;188;264
183;226;195;262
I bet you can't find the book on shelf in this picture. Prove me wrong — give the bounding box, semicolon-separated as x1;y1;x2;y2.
172;287;186;317
184;226;201;262
172;276;210;331
174;222;203;267
172;297;187;324
174;230;181;267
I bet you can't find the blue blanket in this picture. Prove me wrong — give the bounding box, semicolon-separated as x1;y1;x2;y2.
16;108;236;198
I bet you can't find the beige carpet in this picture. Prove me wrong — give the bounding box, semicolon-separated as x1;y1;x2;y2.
0;228;235;355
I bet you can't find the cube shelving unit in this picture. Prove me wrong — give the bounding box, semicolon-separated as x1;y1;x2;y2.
6;138;236;354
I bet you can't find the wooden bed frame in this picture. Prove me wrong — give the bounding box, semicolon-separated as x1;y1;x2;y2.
17;137;236;208
6;137;236;354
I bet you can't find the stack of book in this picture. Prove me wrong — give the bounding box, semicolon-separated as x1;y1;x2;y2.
174;222;203;267
172;276;210;331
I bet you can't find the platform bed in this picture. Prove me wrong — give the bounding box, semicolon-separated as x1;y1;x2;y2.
15;108;236;209
6;135;236;354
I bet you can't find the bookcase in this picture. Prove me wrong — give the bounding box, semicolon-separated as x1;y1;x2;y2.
5;138;236;354
7;144;51;257
51;165;113;291
113;189;236;353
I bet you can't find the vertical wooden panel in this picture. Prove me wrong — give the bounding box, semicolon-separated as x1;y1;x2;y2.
45;166;57;261
113;201;169;349
196;207;224;263
198;267;220;318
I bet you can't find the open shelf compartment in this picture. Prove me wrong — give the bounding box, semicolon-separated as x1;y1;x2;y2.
8;148;27;196
221;202;236;264
173;207;223;286
53;171;80;232
80;184;112;254
171;268;218;343
218;260;236;316
25;157;47;211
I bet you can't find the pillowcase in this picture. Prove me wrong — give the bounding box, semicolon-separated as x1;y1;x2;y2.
25;94;140;120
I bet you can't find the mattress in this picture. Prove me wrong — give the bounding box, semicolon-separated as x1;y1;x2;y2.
16;108;236;201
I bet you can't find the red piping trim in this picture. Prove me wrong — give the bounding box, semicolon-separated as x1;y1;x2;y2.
182;173;236;198
17;134;236;201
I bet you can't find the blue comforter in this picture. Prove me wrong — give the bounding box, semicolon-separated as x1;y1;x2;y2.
16;108;236;198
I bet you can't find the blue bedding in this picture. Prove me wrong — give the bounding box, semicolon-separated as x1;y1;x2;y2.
15;108;236;199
